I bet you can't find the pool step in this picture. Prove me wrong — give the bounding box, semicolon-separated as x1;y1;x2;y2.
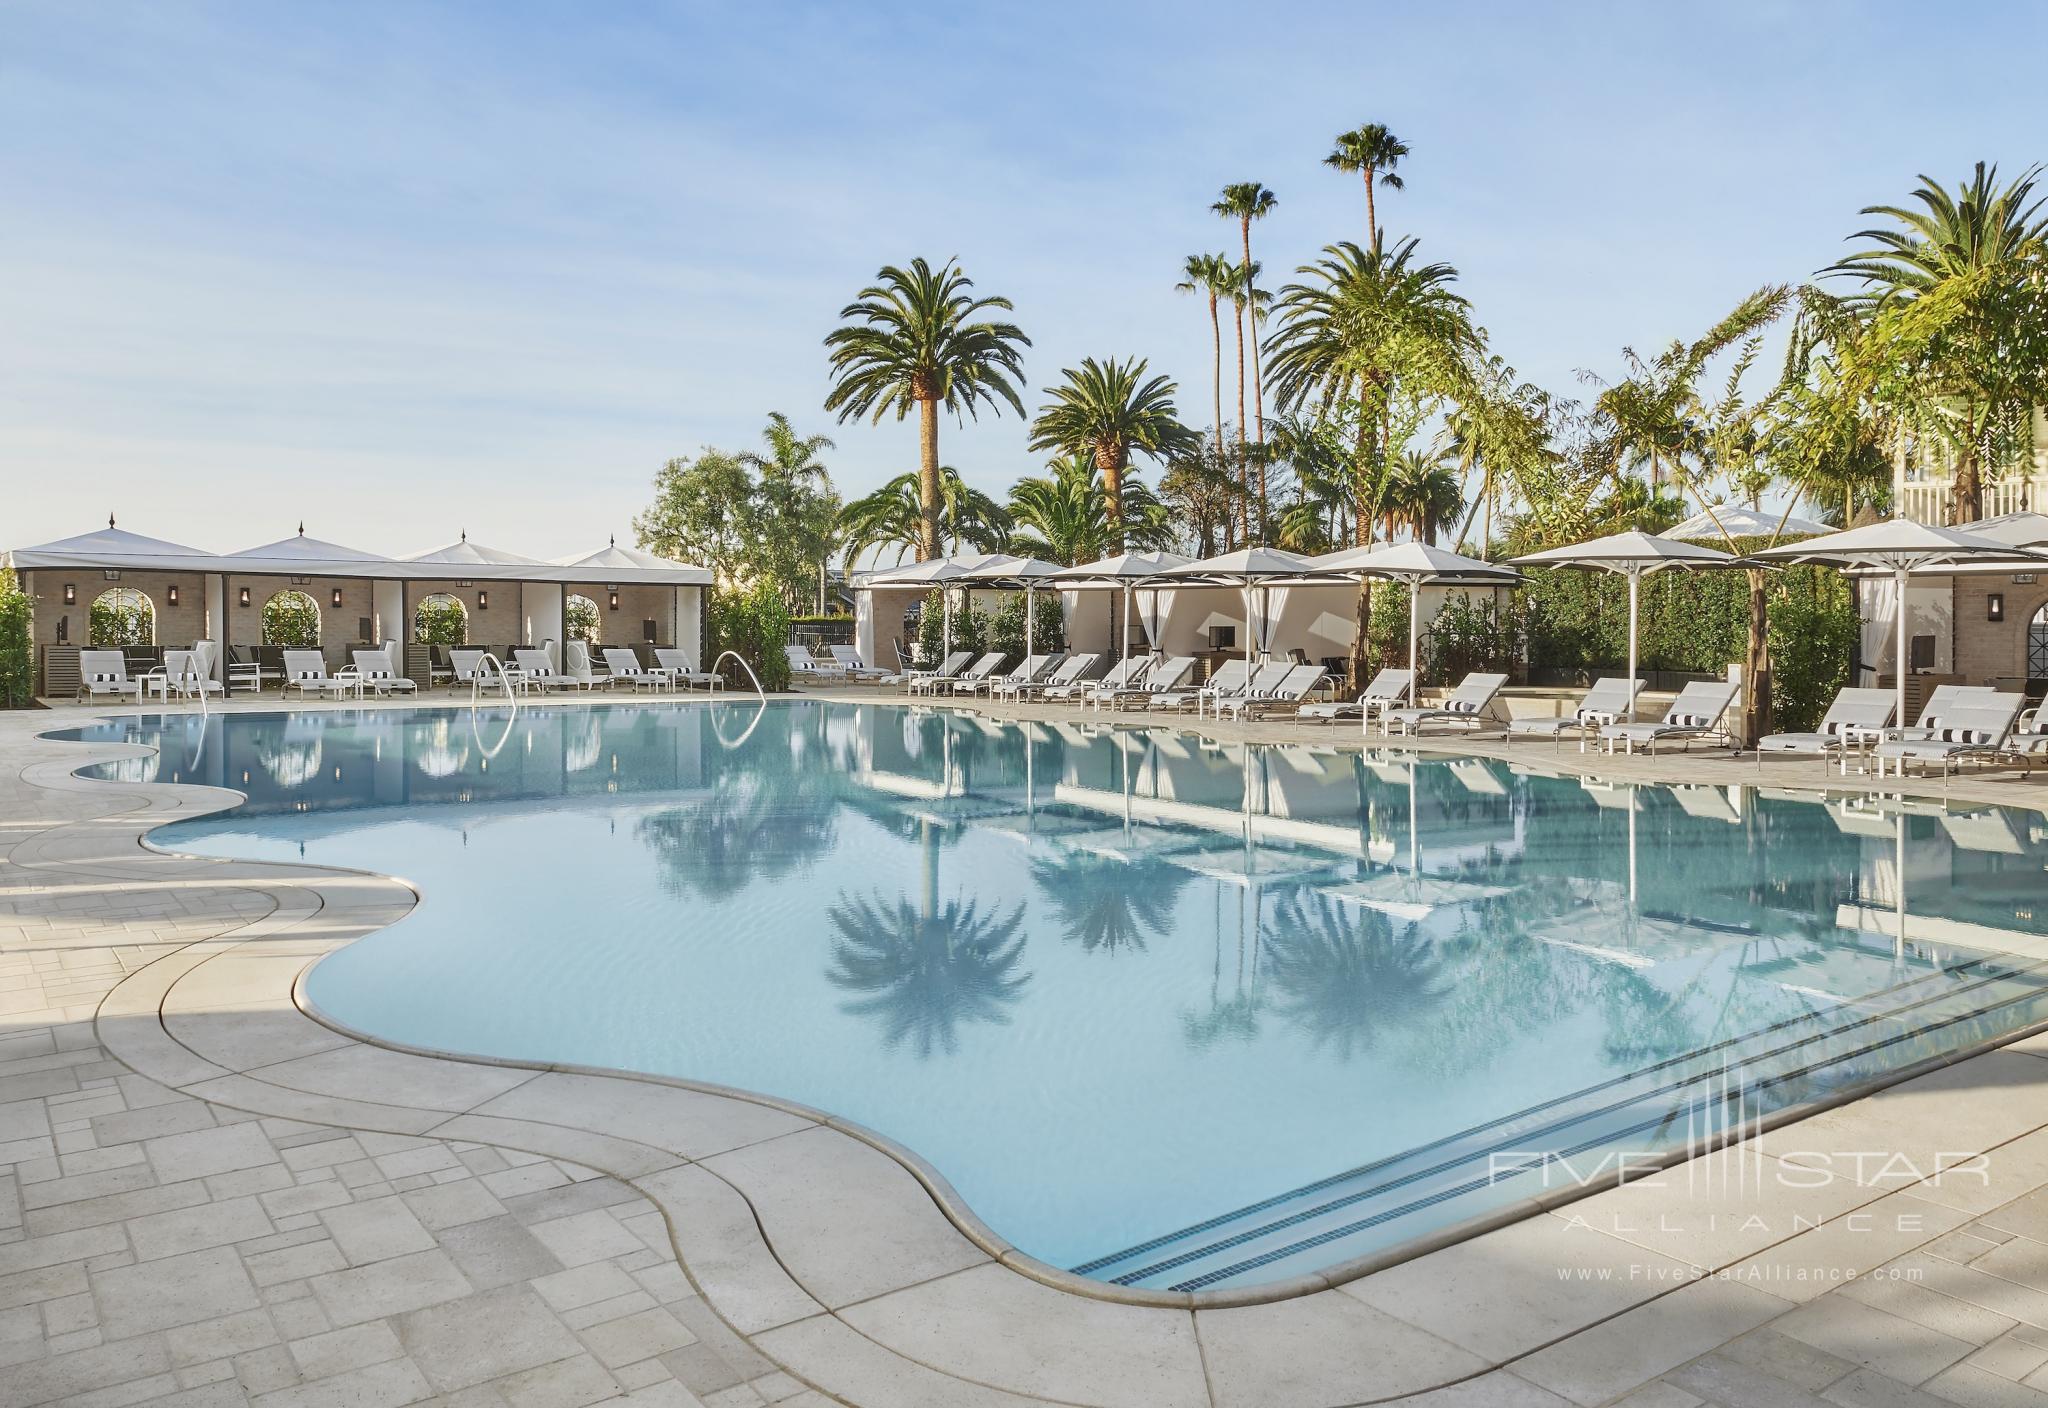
1077;957;2048;1292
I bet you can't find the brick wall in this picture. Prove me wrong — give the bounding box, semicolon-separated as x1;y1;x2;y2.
221;576;380;664
22;569;207;649
1950;574;2048;687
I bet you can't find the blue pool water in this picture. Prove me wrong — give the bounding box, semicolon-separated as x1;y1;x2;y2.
63;701;2048;1291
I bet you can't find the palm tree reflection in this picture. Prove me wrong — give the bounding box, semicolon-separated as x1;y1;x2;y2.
1263;892;1448;1060
825;889;1029;1057
1029;853;1189;955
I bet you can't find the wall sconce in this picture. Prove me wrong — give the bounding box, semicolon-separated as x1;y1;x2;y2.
477;591;489;611
238;587;251;607
166;584;179;606
62;583;76;605
331;588;344;608
608;591;620;611
1989;593;2006;622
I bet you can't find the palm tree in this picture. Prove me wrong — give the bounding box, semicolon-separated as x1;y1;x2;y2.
1175;253;1235;472
823;258;1031;560
1384;448;1465;541
1322;124;1409;251
1007;456;1171;565
1266;238;1482;683
837;468;1011;568
1214;183;1279;535
1824;162;2048;522
738;412;840;612
1028;357;1198;553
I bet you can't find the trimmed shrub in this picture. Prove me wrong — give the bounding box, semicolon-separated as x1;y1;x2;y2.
0;569;32;707
988;593;1066;661
707;583;792;691
916;590;989;663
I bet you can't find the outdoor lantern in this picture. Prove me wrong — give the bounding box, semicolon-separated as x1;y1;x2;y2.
166;584;179;606
331;588;344;608
477;591;489;611
238;587;251;607
608;590;620;611
62;583;76;605
1989;593;2006;622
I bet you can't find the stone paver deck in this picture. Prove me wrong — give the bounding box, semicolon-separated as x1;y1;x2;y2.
11;693;2048;1406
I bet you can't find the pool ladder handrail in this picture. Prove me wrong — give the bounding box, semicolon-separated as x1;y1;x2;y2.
711;651;768;704
471;652;518;710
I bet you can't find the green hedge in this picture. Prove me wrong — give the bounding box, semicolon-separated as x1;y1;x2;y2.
707;583;792;691
988;593;1065;661
0;569;32;708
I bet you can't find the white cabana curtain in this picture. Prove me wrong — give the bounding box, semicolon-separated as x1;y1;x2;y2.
1250;585;1292;656
1859;576;1899;685
1138;587;1176;653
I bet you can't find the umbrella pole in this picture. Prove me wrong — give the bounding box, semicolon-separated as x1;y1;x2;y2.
1121;583;1132;661
1407;575;1419;694
1025;584;1034;664
943;589;952;662
1894;564;1909;731
1627;569;1641;723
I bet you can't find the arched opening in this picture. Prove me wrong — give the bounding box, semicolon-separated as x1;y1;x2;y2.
262;590;321;648
413;592;468;645
565;594;600;644
89;587;155;646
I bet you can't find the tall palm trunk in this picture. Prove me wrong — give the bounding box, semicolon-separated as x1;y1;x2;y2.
1364;167;1378;251
1952;407;1984;522
1240;218;1266;542
1096;440;1126;555
916;391;941;561
1208;292;1224;477
1232;297;1249;544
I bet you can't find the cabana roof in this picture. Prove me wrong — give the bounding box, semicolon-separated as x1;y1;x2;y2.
1049;551;1191;583
5;522;213;571
4;522;712;584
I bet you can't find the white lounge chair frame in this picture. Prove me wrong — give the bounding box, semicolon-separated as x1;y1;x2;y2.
1383;673;1509;737
1599;680;1740;755
1503;677;1643;750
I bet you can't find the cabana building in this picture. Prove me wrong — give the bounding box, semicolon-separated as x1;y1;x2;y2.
5;520;712;696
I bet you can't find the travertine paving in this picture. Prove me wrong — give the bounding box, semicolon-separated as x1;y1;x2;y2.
13;694;2048;1406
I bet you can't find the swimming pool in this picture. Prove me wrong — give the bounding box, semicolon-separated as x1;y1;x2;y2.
65;700;2048;1293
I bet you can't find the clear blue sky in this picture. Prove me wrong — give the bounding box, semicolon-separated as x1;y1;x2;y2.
5;1;2044;558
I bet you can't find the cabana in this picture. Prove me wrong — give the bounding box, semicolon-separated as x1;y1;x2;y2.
4;520;711;697
1156;547;1318;668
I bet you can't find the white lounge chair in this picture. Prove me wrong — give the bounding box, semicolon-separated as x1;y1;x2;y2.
1215;664;1328;719
145;646;226;700
449;648;486;691
603;648;666;691
1873;692;2025;778
352;647;417;696
967;653;1058;697
924;651;1005;695
827;645;894;681
1075;655;1157;709
1383;672;1509;737
76;649;144;703
1096;656;1195;712
1882;684;1999;744
997;653;1098;701
653;649;724;690
513;648;589;691
898;650;972;692
1755;687;1896;770
283;650;358;701
784;644;845;680
1297;668;1414;725
1150;658;1252;714
1504;677;1643;749
1599;680;1741;755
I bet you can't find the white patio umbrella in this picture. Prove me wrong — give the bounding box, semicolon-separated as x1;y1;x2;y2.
955;555;1064;663
1756;519;2033;727
855;555;985;659
1303;542;1520;724
1662;505;1833;540
1049;551;1192;660
1509;531;1746;721
1157;546;1318;667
